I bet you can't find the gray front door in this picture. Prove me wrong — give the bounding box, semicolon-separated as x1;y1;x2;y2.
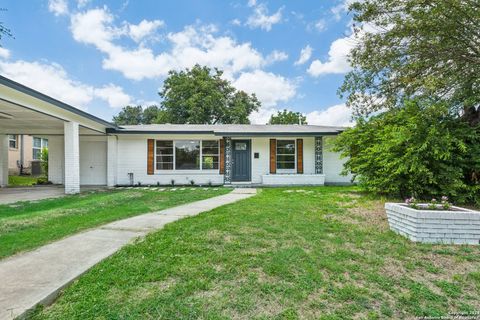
232;140;251;182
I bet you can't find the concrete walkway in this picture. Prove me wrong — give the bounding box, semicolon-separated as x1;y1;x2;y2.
0;188;256;320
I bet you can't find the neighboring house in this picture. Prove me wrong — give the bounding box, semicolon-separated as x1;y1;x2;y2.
0;75;351;194
7;135;48;175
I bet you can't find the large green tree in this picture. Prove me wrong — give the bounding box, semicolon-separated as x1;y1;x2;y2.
268;109;307;125
159;65;260;124
341;0;480;123
112;105;164;125
333;100;480;202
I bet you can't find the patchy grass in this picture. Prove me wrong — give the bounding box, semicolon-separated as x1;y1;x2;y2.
30;187;480;319
8;175;38;186
0;187;230;259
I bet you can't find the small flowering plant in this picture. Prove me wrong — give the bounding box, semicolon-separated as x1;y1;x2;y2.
440;196;451;210
427;198;438;210
405;195;452;210
405;196;419;209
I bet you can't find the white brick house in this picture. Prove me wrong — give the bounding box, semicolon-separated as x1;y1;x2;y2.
0;76;352;194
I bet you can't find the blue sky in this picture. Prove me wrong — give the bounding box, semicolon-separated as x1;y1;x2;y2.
0;0;355;125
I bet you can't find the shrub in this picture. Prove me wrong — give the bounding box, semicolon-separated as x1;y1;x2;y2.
333;100;480;203
40;147;48;176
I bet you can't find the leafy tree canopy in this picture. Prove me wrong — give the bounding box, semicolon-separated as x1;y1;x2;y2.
268;109;307;125
333;100;480;203
341;0;480;123
112;105;164;125
159;65;260;124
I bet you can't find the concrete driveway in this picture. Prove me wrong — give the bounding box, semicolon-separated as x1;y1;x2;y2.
0;186;107;205
0;186;65;205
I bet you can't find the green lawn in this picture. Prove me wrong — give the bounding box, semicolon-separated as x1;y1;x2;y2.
0;187;230;259
8;175;38;186
30;187;480;319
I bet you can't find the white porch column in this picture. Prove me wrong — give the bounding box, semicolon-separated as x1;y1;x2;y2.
0;135;8;187
64;122;80;194
107;135;117;187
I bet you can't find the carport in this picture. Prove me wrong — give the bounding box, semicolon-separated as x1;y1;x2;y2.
0;76;115;194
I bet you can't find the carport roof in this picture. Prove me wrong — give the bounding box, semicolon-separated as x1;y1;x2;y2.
0;76;116;129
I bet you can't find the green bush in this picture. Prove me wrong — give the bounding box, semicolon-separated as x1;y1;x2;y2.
40;147;48;176
333;100;480;204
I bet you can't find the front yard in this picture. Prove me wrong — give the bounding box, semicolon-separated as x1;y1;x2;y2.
0;187;230;259
30;187;480;319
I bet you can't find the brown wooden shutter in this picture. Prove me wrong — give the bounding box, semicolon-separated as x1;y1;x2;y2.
297;138;303;174
147;139;154;175
219;139;225;174
269;139;276;174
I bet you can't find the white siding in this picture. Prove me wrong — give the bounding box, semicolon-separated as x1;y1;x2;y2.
0;135;8;187
110;134;351;186
48;136;64;184
323;136;352;184
116;134;224;186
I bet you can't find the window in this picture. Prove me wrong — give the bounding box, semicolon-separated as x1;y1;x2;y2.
276;140;295;170
202;140;219;169
33;137;48;160
155;140;220;171
8;135;17;149
235;142;247;151
175;140;200;170
156;141;174;170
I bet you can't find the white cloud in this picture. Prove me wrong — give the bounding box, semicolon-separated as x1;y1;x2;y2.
249;106;278;124
70;8;281;80
77;0;90;8
294;45;312;66
94;84;132;108
233;70;296;108
48;0;69;16
307;35;354;76
266;50;288;64
230;18;241;26
313;19;327;32
0;47;10;59
246;4;282;31
0;59;131;109
70;8;121;51
128;19;164;43
306;103;353;126
247;0;257;7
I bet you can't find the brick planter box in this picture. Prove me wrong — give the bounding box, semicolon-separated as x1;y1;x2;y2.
385;203;480;245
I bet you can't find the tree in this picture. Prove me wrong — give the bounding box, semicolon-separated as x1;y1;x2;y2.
113;106;143;125
159;65;260;124
0;9;13;45
341;0;480;123
112;105;164;125
268;109;307;125
333;100;480;203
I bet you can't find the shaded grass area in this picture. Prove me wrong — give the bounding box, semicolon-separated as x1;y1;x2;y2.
0;187;230;259
31;187;480;319
8;175;38;186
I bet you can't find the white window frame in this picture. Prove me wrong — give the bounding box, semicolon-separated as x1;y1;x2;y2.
276;139;296;174
8;134;18;149
155;139;220;173
33;137;48;160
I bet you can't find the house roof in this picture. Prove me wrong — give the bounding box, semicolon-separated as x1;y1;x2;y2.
107;124;346;136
